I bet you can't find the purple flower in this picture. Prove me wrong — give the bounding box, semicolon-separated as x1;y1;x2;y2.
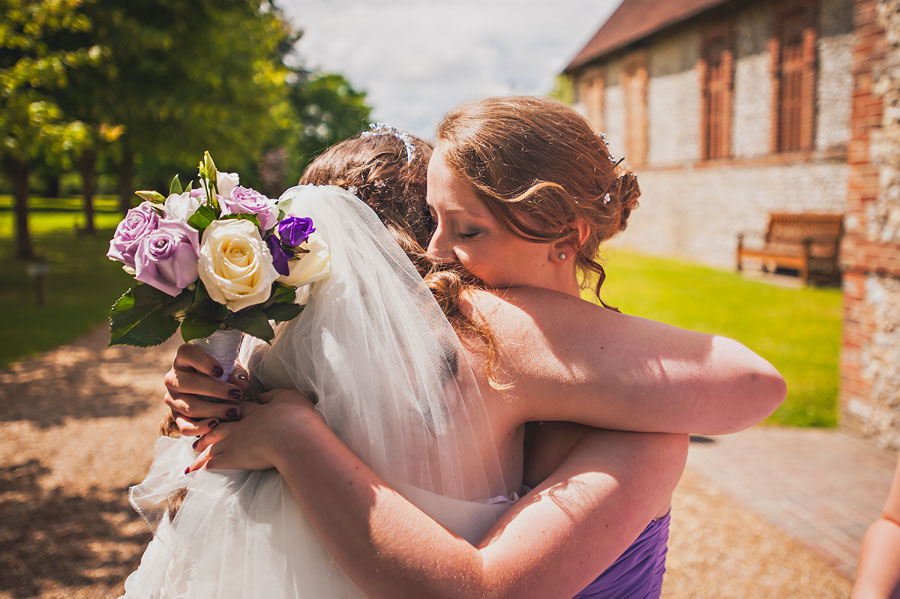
266;235;290;276
133;220;201;296
220;185;278;231
108;202;160;268
279;216;316;247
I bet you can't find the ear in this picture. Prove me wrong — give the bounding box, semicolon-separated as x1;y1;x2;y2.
550;221;589;264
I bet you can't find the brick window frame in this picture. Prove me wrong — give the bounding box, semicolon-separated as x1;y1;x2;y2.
580;68;605;133
769;0;817;153
698;22;734;160
622;51;649;167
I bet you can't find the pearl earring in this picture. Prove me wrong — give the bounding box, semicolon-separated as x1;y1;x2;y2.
558;252;567;260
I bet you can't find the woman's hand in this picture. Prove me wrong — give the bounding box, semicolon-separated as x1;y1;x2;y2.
164;343;250;436
187;389;319;473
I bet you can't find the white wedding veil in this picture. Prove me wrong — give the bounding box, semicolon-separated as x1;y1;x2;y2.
243;184;510;501
121;185;514;598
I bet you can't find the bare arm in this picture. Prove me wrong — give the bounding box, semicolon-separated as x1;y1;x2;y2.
853;454;900;599
471;287;786;435
194;393;688;599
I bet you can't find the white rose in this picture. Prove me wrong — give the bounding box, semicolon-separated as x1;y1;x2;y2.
163;191;200;221
278;232;331;288
198;219;279;312
217;171;240;199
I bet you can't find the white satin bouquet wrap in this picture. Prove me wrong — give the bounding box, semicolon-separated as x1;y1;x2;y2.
122;186;515;598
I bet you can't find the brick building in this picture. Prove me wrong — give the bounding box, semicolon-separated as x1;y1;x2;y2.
565;0;900;449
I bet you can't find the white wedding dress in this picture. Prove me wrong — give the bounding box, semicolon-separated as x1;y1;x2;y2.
121;186;518;598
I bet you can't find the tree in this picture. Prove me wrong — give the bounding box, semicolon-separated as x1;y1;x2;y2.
66;0;297;213
0;0;98;258
281;71;372;186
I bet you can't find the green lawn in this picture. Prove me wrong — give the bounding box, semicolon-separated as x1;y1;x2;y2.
592;249;842;427
1;196;130;367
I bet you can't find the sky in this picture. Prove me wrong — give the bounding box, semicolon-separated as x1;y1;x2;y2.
279;0;622;138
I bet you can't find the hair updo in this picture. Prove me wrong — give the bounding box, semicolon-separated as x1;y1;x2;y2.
300;132;434;253
435;95;640;305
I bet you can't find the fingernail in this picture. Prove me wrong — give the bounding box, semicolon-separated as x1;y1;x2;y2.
192;439;199;449
226;407;239;418
228;388;242;400
184;467;190;475
212;365;224;378
208;419;219;429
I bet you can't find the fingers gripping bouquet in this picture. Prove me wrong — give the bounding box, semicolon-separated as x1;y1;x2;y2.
106;152;330;379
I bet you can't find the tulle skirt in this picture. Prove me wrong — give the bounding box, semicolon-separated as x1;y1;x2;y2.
121;436;514;598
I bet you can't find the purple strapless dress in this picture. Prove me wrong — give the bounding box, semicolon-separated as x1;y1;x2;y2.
572;511;670;599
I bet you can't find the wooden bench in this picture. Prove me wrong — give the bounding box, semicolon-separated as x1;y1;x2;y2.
736;213;843;285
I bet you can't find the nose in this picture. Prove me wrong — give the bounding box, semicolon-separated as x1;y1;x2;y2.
426;225;457;264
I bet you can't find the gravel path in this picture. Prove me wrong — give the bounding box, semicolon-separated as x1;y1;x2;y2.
0;327;852;598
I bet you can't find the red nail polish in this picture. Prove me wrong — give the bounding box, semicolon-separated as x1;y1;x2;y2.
192;440;199;449
212;365;224;378
184;467;190;475
209;419;219;429
226;407;239;418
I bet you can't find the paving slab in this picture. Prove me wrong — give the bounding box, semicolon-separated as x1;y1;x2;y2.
687;426;898;580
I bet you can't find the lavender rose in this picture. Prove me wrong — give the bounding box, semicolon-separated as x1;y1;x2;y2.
107;202;160;268
278;216;316;247
220;186;278;231
133;220;201;296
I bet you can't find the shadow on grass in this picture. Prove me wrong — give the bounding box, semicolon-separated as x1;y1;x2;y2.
0;459;150;598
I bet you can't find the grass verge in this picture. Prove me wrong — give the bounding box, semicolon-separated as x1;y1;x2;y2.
594;249;842;427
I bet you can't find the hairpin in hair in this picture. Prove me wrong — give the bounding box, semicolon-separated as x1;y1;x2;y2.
598;131;619;164
361;122;416;165
603;192;612;205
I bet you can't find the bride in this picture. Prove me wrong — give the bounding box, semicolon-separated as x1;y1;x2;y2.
122;131;520;598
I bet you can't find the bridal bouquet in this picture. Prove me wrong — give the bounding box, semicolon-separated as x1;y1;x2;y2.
106;152;329;353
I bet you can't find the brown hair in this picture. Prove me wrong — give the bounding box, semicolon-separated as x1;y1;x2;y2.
300;132;434;253
435;95;640;307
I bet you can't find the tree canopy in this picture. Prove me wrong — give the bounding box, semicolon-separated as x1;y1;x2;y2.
2;0;373;258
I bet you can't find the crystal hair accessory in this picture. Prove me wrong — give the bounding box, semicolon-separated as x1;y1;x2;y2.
361;122;416;164
599;132;617;164
603;192;612;205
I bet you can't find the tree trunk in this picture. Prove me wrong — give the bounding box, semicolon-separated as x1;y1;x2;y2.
4;156;34;259
80;147;97;235
45;173;61;198
118;143;134;215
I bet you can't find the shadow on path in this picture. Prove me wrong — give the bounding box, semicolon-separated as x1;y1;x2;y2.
0;458;150;598
0;327;179;427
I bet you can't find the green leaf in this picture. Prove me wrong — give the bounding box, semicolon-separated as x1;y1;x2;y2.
187;204;218;231
169;174;183;196
108;285;180;347
265;283;297;307
265;302;303;323
222;213;261;228
192;281;211;308
226;308;274;341
180;312;221;342
135;190;166;204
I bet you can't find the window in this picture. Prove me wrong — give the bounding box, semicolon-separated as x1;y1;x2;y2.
622;52;648;167
771;3;816;152
700;27;733;160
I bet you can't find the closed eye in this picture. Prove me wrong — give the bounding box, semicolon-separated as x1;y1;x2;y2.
457;229;483;240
